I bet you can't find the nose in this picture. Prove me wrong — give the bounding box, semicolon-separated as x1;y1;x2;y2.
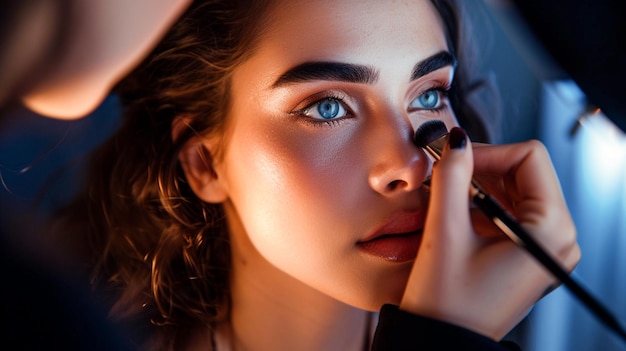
367;119;430;197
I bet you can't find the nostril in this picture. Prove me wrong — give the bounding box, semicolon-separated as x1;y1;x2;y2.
386;179;407;191
368;150;430;196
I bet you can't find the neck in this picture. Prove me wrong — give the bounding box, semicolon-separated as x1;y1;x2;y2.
228;261;371;351
216;205;373;351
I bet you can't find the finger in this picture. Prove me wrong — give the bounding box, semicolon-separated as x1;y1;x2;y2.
401;126;476;314
473;140;577;263
473;140;564;207
425;127;474;242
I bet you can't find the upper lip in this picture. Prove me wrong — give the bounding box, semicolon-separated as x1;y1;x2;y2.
358;210;426;243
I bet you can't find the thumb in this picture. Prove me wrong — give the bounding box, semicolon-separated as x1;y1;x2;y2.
424;127;474;244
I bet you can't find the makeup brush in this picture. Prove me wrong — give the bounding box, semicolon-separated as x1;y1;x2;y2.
413;119;626;343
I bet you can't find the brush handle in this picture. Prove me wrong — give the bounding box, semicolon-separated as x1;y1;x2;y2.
472;190;626;343
420;134;626;342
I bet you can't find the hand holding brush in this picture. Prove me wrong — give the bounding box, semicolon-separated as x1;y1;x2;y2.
410;120;626;343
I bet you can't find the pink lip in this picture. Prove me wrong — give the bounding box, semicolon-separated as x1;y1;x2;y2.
357;211;426;262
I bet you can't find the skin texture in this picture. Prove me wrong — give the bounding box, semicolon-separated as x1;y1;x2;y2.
186;0;454;308
177;0;579;349
181;1;457;348
20;0;191;119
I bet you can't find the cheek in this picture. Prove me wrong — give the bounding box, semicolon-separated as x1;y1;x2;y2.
224;123;396;306
224;122;414;309
223;121;364;267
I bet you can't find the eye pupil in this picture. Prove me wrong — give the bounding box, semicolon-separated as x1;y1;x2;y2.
419;90;439;108
318;99;340;119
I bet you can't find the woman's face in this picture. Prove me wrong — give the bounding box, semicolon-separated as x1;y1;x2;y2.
216;0;458;310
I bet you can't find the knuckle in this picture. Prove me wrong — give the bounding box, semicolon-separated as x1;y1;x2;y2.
524;139;547;153
553;220;580;268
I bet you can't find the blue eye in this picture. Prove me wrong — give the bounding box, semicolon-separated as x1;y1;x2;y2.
303;98;348;120
410;89;444;110
318;99;340;119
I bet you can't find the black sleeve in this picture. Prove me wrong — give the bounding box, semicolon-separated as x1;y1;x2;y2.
371;304;521;351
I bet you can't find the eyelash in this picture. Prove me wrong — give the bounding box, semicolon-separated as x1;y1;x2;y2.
291;83;452;128
408;83;451;115
291;94;354;127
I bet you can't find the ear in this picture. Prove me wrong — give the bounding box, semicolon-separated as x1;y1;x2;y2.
174;117;229;204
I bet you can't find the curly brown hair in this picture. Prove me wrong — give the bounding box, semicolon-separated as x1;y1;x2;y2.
57;1;499;350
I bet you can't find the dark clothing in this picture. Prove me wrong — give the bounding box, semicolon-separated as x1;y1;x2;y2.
372;304;521;350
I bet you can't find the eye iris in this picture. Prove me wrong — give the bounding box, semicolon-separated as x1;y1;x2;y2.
419;90;438;108
318;99;340;119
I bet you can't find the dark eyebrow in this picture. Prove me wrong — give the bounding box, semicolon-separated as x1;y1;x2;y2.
411;51;457;81
272;62;379;88
271;51;456;88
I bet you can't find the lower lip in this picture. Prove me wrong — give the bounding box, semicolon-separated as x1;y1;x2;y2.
357;232;422;262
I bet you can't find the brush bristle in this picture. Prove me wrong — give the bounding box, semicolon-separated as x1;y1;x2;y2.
413;120;448;147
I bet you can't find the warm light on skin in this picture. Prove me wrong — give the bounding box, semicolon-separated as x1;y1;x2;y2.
21;0;191;120
179;2;463;348
188;0;458;313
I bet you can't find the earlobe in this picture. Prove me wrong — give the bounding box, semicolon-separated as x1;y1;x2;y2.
178;136;229;204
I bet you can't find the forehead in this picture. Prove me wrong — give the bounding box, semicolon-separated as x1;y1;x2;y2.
258;0;448;66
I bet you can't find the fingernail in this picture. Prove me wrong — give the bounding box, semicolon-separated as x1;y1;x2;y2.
448;127;467;150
